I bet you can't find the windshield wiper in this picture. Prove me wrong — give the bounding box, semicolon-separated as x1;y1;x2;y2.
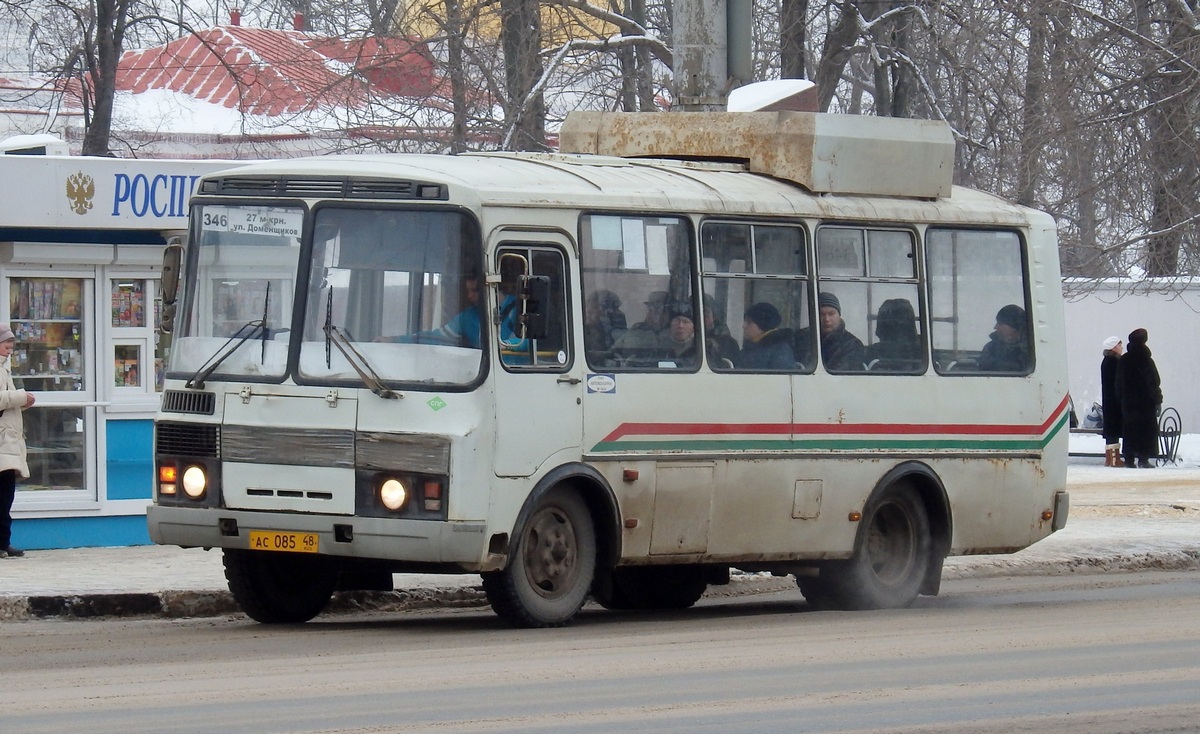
186;320;265;389
323;323;400;400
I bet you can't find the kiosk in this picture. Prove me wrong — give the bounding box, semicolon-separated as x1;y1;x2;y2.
1;149;243;548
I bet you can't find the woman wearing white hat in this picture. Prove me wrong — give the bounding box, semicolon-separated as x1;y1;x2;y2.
1100;335;1124;467
0;323;36;557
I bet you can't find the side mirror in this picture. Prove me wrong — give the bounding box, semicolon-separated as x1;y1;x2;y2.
160;238;184;334
521;275;550;340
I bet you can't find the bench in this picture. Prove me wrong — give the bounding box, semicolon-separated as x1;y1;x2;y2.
1068;405;1182;465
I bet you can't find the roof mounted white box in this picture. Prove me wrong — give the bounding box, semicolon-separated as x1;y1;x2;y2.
558;111;956;199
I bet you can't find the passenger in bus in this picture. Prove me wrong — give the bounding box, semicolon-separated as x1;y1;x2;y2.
659;306;699;366
816;292;865;371
735;302;795;370
583;289;627;352
977;304;1030;372
865;298;921;371
702;293;739;367
612;290;672;355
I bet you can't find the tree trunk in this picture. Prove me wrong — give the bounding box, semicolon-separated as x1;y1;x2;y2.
500;0;546;151
82;0;130;156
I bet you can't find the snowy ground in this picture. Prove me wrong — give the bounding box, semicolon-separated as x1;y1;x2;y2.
1068;427;1197;464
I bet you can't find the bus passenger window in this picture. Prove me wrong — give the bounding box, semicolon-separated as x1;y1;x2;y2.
926;229;1032;375
701;221;809;373
817;226;921;374
580;214;695;371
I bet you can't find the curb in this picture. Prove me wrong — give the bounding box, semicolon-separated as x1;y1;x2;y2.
4;551;1200;622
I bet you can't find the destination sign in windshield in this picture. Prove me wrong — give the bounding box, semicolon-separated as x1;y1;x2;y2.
201;205;303;239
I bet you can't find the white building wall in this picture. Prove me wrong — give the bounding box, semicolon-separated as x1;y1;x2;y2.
1063;280;1196;432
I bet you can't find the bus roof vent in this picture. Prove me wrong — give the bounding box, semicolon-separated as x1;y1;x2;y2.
558;111;955;199
201;176;444;200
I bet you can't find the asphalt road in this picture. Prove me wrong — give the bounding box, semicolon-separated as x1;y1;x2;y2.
2;569;1198;734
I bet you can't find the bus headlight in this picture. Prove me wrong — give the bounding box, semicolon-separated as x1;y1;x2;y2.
379;478;408;510
182;466;208;499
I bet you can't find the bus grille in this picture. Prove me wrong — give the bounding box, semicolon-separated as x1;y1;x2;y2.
199;176;446;200
161;390;216;415
157;422;220;458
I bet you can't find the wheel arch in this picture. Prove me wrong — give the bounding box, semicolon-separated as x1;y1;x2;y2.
508;462;622;572
861;461;952;596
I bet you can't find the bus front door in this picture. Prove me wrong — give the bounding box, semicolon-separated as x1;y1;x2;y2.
492;240;583;477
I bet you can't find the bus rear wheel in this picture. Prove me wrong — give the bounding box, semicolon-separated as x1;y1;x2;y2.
482;488;596;628
222;548;337;623
828;483;931;610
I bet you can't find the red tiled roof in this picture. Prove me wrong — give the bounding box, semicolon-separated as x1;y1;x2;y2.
116;26;439;116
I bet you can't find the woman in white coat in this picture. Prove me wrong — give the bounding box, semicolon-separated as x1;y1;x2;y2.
0;323;35;557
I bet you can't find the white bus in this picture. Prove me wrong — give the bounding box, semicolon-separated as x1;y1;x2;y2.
148;111;1070;628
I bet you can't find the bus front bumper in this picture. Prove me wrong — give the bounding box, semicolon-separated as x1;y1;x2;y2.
146;505;490;567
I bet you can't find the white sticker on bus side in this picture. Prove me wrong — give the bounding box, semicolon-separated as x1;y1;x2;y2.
586;374;616;394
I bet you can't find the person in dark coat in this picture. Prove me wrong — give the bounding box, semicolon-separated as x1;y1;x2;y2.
1116;328;1162;468
978;303;1031;372
817;292;865;371
1099;335;1124;467
865;298;922;371
736;302;795;370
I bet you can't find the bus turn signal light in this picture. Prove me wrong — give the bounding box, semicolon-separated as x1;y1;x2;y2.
159;465;177;495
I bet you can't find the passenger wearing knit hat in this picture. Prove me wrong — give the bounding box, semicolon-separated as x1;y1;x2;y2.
813;291;866;371
0;324;13;343
1102;335;1121;352
737;302;795;370
744;302;782;332
978;303;1030;372
995;304;1026;333
1128;328;1148;345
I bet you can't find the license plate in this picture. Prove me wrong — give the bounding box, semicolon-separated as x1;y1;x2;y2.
248;530;319;554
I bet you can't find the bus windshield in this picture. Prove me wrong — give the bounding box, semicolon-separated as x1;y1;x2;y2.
172;203;485;388
171;203;304;381
297;205;484;387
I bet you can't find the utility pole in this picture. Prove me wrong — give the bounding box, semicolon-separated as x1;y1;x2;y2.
672;0;752;111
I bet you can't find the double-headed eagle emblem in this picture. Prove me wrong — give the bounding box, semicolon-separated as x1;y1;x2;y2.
66;171;95;215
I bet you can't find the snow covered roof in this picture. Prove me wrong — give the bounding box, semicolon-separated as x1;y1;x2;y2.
116;26;440;118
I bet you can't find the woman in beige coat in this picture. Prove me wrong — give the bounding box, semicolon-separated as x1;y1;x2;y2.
0;323;35;557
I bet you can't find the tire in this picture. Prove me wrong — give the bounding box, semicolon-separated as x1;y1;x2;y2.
608;566;708;610
482;488;596;628
223;548;337;624
796;574;839;611
827;483;931;610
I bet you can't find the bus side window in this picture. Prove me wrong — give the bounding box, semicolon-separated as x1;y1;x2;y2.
926;229;1032;376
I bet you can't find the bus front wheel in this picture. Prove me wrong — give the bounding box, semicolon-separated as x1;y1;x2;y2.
482;488;596;628
827;483;931;610
222;548;337;623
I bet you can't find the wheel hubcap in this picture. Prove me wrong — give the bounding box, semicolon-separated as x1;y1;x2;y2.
866;501;916;585
524;506;578;598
